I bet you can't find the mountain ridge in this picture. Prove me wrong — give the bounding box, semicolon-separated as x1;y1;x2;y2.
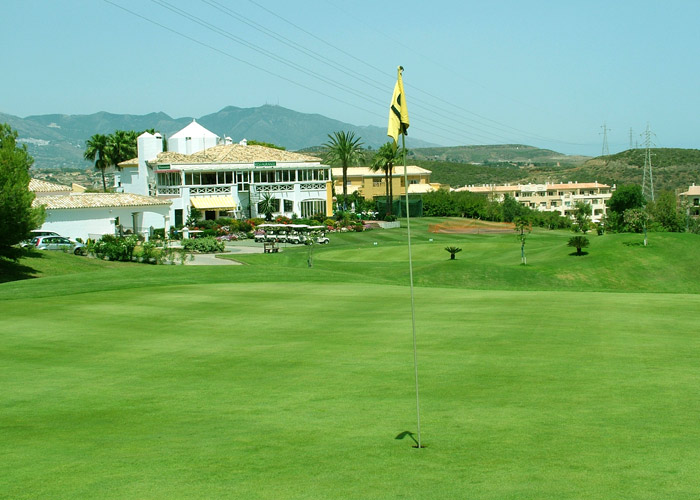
1;105;439;169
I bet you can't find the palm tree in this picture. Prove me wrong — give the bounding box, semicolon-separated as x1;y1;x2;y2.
371;142;403;217
84;133;110;192
445;246;462;260
106;130;138;171
568;235;590;255
258;193;277;221
323;131;363;208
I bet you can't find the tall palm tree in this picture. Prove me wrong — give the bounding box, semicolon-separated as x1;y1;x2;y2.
84;133;110;192
371;142;403;216
323;131;363;208
107;130;138;171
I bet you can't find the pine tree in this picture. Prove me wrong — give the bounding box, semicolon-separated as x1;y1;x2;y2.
0;124;45;255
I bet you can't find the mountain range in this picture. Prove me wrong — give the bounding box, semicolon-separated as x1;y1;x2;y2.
0;105;439;170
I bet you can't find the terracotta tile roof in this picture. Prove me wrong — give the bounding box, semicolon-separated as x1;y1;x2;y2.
680;185;700;196
118;157;139;168
149;144;320;165
456;181;611;193
29;179;72;193
332;165;431;178
32;193;171;210
454;185;515;193
548;182;610;189
152;151;191;164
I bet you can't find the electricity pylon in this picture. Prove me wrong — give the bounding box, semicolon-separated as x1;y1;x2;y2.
641;123;655;202
600;122;610;156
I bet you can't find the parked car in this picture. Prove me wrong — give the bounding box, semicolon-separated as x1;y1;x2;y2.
20;230;60;247
30;236;85;255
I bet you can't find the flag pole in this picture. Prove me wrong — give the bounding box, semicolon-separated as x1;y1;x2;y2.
402;131;422;449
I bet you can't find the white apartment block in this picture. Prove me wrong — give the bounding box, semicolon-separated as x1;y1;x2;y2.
456;181;614;222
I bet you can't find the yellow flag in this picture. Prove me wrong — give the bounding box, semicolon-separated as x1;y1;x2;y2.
387;66;409;147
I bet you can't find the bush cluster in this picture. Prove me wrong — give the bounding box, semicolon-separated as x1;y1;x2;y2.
421;189;571;229
182;236;225;253
88;235;139;261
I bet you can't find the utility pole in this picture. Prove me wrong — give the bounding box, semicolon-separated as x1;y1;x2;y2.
600;122;610;156
629;128;634;150
641;123;655;202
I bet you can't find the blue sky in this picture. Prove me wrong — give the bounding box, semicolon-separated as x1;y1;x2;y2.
2;0;699;155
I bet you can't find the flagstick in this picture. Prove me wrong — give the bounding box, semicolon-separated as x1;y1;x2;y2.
402;132;422;448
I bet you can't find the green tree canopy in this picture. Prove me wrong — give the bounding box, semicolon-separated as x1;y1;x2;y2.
107;130;138;170
0;124;45;255
647;190;683;232
608;184;645;214
247;140;286;150
573;200;592;233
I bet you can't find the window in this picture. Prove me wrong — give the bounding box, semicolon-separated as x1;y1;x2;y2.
373;179;383;187
278;170;294;182
298;169;329;181
284;199;294;212
217;171;233;184
300;199;326;218
157;172;180;186
254;171;276;183
201;172;217;185
551;201;558;207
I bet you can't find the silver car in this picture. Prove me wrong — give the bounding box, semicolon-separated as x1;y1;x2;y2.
31;236;85;255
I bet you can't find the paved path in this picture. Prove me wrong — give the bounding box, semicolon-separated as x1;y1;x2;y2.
183;241;264;266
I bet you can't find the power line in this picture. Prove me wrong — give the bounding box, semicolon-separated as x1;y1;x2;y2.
104;0;591;150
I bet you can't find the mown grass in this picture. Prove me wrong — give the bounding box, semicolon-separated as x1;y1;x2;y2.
1;219;700;499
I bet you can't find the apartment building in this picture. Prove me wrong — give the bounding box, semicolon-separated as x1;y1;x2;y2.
456;181;614;222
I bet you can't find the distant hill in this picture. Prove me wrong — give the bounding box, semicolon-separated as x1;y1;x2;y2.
0;105;438;170
409;144;587;165
405;147;700;192
573;148;700;192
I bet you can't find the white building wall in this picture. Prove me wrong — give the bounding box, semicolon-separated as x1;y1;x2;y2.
170;135;218;155
40;205;171;241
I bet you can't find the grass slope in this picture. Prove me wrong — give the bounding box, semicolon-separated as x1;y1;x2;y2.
2;220;700;498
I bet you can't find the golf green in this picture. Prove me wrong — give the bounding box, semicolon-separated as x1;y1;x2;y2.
2;281;699;499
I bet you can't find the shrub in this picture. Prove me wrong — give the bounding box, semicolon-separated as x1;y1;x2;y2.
568;235;590;255
182;236;224;253
89;235;139;261
445;246;462;260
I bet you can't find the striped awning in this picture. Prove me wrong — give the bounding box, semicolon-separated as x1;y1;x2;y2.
190;196;237;210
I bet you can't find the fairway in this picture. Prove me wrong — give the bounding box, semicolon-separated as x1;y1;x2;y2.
2;280;700;499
